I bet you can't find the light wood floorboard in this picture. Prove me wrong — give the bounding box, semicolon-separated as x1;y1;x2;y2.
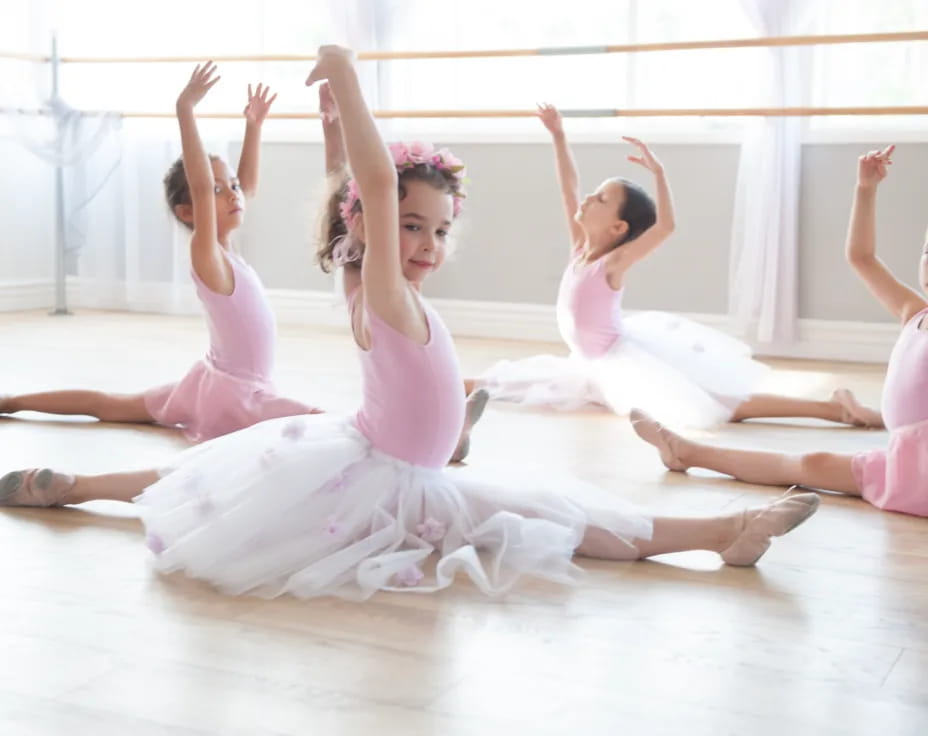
0;310;924;735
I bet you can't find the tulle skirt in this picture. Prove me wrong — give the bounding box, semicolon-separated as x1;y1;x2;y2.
134;413;652;600
480;311;769;428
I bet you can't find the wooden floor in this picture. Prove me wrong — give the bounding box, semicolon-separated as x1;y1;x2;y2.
1;309;925;735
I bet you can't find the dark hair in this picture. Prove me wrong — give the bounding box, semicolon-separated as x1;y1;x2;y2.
163;154;220;230
613;178;656;247
316;162;463;273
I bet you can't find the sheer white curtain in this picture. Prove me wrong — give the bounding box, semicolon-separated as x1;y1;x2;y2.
74;130;233;313
0;0;57;295
728;0;814;345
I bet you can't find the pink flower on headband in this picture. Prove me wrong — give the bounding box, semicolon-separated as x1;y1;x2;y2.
407;141;435;160
339;141;468;225
431;149;464;173
390;142;411;166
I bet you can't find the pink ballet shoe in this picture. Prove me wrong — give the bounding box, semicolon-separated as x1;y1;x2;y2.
721;492;821;566
629;408;689;472
832;389;884;429
450;389;490;464
0;468;75;507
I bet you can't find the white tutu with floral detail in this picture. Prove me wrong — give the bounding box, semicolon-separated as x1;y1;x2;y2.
134;412;652;600
480;311;769;428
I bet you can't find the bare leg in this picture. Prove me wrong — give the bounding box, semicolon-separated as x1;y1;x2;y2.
69;470;160;503
578;516;736;559
577;492;820;566
463;379;476;396
631;409;861;495
731;389;884;428
0;391;155;423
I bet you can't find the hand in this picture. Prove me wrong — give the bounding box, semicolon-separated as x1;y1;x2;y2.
177;61;220;110
857;145;894;188
623;136;663;175
243;83;277;125
319;81;339;124
536;103;563;135
305;45;356;87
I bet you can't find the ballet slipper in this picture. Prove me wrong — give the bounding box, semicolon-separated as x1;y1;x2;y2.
831;389;884;429
0;468;75;507
450;389;490;464
629;408;689;471
721;491;821;566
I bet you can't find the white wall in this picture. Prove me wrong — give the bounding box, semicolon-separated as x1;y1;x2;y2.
799;143;928;324
237;140;741;312
236;139;924;324
3;135;924;360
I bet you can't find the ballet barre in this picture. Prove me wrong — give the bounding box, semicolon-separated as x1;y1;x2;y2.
35;29;928;64
0;50;48;62
111;106;928;119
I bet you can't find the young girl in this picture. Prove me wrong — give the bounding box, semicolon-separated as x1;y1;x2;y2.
0;63;321;442
632;145;928;517
316;80;489;462
0;47;821;600
471;104;884;430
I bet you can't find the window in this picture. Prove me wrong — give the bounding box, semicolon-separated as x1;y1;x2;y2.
17;0;925;142
807;0;928;133
373;0;760;139
50;0;341;139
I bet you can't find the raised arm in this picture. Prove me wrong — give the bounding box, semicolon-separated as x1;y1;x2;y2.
605;137;675;282
319;82;347;176
306;47;408;328
175;62;229;292
537;103;583;248
845;145;927;324
237;83;277;198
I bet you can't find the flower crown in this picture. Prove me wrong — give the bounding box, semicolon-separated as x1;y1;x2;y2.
338;141;467;225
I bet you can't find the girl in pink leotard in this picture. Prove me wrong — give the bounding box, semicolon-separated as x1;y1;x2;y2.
473;104;884;431
632;145;928;517
0;63;320;442
0;48;820;600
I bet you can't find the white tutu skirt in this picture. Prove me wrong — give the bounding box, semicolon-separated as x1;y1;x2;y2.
480;311;769;428
134;413;652;600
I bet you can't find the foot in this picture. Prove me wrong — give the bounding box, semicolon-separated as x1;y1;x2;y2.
0;394;10;413
450;389;490;463
720;491;820;566
0;468;75;507
629;409;690;472
831;389;884;428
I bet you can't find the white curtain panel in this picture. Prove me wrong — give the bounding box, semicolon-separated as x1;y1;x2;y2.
729;0;815;345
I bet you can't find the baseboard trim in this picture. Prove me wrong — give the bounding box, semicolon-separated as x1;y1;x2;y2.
0;280;56;312
0;279;898;363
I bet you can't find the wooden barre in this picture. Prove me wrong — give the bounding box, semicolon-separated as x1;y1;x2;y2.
0;51;49;62
48;30;928;64
111;106;928;119
9;106;927;119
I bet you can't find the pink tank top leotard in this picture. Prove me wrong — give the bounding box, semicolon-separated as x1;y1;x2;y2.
881;307;928;430
352;291;465;469
555;255;623;359
192;250;277;382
